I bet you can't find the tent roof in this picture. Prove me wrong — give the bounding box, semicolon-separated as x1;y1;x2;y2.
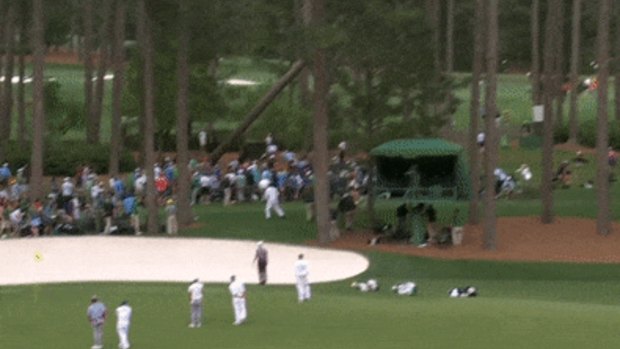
370;138;463;158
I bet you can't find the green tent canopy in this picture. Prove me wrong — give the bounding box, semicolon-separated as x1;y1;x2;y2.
370;138;470;200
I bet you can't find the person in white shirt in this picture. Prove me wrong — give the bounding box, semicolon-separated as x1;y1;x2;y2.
187;279;204;328
228;275;247;325
9;208;23;236
115;300;132;349
294;254;311;303
198;129;208;151
263;183;285;219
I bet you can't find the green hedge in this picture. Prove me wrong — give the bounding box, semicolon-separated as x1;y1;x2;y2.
4;141;136;176
578;119;620;149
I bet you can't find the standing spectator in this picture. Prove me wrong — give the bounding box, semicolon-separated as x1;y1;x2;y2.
187;278;204;328
263;183;285;219
102;194;114;235
0;162;11;186
228;275;247;326
301;181;315;222
338;140;347;163
87;295;107;349
235;170;247;203
122;192;141;235
61;177;74;212
165;199;178;235
115;300;132;349
253;241;268;285
425;204;438;244
9;207;24;237
294;254;311;303
222;170;234;206
337;188;359;231
198;129;208;152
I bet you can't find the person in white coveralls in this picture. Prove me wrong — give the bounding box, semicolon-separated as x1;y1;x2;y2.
116;300;132;349
187;278;204;328
228;275;247;325
294;254;311;303
263;183;285;219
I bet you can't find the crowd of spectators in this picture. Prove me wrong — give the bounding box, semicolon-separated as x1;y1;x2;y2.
0;136;370;238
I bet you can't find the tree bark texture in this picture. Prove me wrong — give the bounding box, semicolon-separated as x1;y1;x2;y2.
468;0;485;225
568;0;581;144
541;0;562;224
83;0;96;144
137;0;159;235
0;3;16;160
483;0;499;251
175;0;193;226
109;0;126;176
91;0;113;145
531;0;542;105
595;0;612;235
17;3;27;147
29;0;46;200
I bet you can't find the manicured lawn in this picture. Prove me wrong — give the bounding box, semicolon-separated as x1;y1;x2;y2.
3;253;620;349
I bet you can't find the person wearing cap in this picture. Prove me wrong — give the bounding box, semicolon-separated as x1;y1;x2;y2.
115;300;132;349
228;275;247;325
165;198;178;235
187;278;204;328
87;295;107;349
253;241;268;285
294;254;311;303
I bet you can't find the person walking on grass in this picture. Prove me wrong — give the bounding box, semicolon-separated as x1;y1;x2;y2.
87;295;106;349
228;275;247;325
263;183;285;219
115;300;132;349
253;241;268;285
294;254;311;303
188;278;204;328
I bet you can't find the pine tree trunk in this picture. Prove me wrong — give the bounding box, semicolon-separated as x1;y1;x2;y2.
595;0;612;235
468;0;485;225
531;0;542;105
109;0;126;176
541;0;562;224
483;0;499;251
83;0;96;144
553;1;566;128
614;1;620;123
568;0;581;144
91;0;113;145
17;2;27;148
137;0;159;235
306;0;331;243
175;0;193;227
445;0;455;125
17;47;26;147
30;0;46;200
0;2;16;157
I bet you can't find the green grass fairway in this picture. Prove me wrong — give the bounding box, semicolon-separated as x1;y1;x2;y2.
3;253;620;349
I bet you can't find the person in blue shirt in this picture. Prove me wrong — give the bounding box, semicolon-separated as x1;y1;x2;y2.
0;163;11;185
122;192;141;235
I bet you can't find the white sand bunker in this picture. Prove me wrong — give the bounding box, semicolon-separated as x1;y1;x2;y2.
0;237;369;286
